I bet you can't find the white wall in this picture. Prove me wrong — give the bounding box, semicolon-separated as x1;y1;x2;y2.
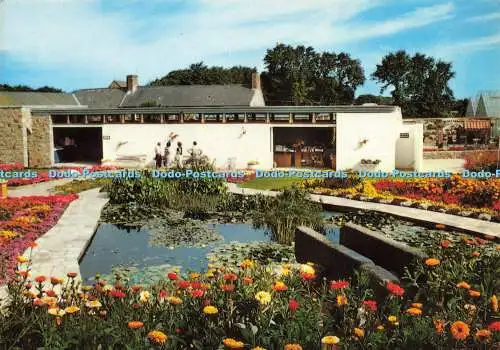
101;123;273;169
396;123;423;170
335;110;402;171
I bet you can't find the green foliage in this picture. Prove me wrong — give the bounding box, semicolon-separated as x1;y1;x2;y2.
149;62;256;86
251;187;324;245
52;179;111;194
262;44;365;105
0;84;63;92
372;50;455;117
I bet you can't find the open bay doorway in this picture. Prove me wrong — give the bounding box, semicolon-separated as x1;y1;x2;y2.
52;127;103;165
272;126;336;169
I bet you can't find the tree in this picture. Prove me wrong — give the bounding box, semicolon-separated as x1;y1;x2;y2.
0;84;63;92
149;63;256;86
371;50;455;117
355;94;393;105
262;44;365;105
452;98;469;117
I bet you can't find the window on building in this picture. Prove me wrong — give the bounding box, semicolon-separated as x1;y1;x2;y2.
87;115;104;123
51;115;67;124
293;113;312;122
105;115;121;123
270;113;290;122
183;113;201;122
225;113;242;122
165;114;180;123
143;114;162;123
247;113;267;122
204;113;222;122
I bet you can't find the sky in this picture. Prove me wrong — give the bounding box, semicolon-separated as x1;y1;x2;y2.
0;0;499;98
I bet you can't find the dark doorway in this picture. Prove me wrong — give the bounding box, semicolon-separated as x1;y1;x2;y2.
53;127;102;164
272;127;335;168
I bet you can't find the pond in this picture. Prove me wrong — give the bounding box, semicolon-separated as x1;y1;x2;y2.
79;214;342;285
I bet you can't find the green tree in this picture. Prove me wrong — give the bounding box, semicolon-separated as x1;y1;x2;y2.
0;84;63;92
262;44;365;105
354;94;393;105
371;50;455;117
148;62;256;86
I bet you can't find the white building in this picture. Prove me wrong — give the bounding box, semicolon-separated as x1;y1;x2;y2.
1;74;420;171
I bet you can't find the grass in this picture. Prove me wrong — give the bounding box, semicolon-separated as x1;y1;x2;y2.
239;177;303;190
51;179;110;194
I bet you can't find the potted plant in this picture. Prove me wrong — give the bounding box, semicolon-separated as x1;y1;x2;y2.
247;160;259;170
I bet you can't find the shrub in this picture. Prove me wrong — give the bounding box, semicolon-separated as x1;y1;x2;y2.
464;151;498;171
251;187;324;245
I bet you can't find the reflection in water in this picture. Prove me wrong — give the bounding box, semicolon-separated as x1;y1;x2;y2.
79;214;341;284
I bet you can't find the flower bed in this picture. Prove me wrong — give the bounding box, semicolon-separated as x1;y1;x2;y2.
2;236;498;349
0;163;119;187
226;170;257;183
0;194;78;283
302;175;500;221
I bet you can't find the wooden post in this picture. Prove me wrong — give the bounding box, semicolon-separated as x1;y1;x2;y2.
120;115;125;124
140;114;144;123
84;115;88;124
222;113;226;123
266;113;270;123
311;113;316;124
66;115;70;124
243;112;248;123
102;115;107;124
289;113;293;124
160;114;164;124
200;113;205;124
180;113;184;123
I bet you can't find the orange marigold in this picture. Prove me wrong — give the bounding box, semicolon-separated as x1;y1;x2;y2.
475;329;491;339
451;321;470;340
434;319;445;334
490;295;498;313
223;338;245;349
407;307;422;316
147;330;168;344
284;344;303;350
456;281;471;289
411;303;423;309
469;290;481;297
425;258;440;267
354;328;364;337
128;321;144;329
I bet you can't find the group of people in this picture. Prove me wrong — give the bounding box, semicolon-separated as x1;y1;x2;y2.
154;140;201;168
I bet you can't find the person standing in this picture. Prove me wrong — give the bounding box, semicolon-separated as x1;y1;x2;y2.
164;141;172;167
174;141;183;168
154;142;162;168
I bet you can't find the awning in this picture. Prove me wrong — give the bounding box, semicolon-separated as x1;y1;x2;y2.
464;120;491;129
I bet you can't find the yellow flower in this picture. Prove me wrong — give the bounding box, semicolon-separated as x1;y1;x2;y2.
425;258;440;267
321;336;340;345
411;303;423;309
40;296;58;308
205;270;215;278
354;328;364;337
48;308;65;317
139;291;150;303
16;255;28;263
376;325;384;332
388;315;398;323
85;300;102;308
147;330;168;344
490;295;498;313
255;291;271;305
240;259;256;269
203;305;218;315
251;347;266;350
300;264;315;275
284;344;302;350
336;294;348;306
102;284;113;292
189;272;200;280
64;305;80;314
167;296;183;305
223;338;245;349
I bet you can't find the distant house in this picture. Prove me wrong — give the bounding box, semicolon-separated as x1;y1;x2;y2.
466;91;500;138
0;73;266;108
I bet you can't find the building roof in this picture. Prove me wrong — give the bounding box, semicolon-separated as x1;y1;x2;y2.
108;80;127;89
0;91;79;107
475;91;500;117
120;85;256;107
74;88;126;108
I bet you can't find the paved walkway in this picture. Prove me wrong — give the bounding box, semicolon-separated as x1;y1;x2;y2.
1;186;108;308
7;178;74;197
227;183;500;239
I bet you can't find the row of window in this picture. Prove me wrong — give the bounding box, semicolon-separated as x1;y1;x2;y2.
51;113;335;124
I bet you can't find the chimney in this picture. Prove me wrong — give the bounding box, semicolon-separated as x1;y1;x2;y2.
126;75;138;93
251;72;261;90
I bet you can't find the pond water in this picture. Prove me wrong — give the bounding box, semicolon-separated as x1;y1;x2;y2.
79;214;341;284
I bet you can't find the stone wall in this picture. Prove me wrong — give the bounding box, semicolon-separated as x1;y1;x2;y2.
27;114;52;167
0;107;27;165
423;149;497;160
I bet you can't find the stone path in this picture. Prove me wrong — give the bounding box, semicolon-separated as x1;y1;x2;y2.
1;184;108;307
227;183;500;239
7;178;74;197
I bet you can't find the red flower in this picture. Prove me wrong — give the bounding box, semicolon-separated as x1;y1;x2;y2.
190;289;204;298
130;285;142;293
177;280;190;289
243;277;253;285
190;282;201;289
223;273;238;281
221;284;235;292
488;321;500;332
45;290;57;297
159;290;168;299
131;303;140;309
202;299;211;306
288;299;299;312
440;240;451;248
300;272;316;281
167;272;178;280
330;280;349;290
386;282;405;296
363;300;377;312
175;328;184;334
67;272;77;278
110;290;126;298
35;275;46;283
